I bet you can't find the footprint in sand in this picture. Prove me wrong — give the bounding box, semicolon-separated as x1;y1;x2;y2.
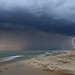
0;70;2;73
5;68;8;70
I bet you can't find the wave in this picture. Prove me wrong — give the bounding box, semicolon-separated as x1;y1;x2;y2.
36;50;66;58
36;52;52;58
0;55;24;62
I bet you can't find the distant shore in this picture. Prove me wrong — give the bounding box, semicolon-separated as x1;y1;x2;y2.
27;50;75;75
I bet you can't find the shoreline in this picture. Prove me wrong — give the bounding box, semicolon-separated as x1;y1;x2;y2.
0;50;66;66
0;50;75;75
26;50;75;75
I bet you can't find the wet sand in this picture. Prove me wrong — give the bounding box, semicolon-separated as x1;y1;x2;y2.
0;60;62;75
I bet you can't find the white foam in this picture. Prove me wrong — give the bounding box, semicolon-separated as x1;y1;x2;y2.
0;55;24;62
36;52;52;58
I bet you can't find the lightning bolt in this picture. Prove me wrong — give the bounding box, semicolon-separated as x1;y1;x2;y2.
72;37;75;49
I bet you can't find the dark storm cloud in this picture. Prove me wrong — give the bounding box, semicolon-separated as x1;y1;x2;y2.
0;30;73;50
0;0;75;36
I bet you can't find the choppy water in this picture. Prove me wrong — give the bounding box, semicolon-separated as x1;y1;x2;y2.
0;50;66;63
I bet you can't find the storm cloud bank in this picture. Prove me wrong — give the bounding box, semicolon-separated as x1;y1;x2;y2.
0;30;73;50
0;0;75;36
0;0;75;50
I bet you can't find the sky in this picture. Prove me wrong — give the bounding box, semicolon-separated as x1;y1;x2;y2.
0;0;75;50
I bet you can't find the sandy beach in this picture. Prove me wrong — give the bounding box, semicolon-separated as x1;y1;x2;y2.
0;60;63;75
27;50;75;75
0;50;75;75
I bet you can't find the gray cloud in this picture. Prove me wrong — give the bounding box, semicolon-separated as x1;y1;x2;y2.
0;0;75;36
0;0;75;20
